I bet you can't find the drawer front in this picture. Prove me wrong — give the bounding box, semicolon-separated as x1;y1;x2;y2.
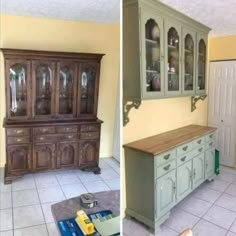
177;142;193;156
155;149;176;167
7;136;30;145
56;126;78;134
177;145;204;166
7;128;30;137
193;137;205;148
80;124;100;132
205;140;215;150
156;159;176;179
80;132;100;140
34;134;78;143
205;132;216;143
33;127;55;135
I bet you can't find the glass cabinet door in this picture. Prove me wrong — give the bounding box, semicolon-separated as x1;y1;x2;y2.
79;63;98;116
183;32;195;94
33;61;55;118
57;63;77;117
6;60;30;119
166;24;181;95
197;38;207;93
142;13;164;98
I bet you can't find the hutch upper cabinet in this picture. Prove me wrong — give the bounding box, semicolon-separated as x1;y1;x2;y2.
123;0;210;101
2;49;104;183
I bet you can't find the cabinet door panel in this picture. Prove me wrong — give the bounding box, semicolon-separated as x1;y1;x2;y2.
7;145;31;174
57;142;77;168
156;169;176;218
79;140;99;166
32;61;56;119
33;144;56;170
141;11;164;99
177;160;192;202
192;153;205;189
205;147;215;179
56;62;77;117
165;22;182;96
6;60;31;120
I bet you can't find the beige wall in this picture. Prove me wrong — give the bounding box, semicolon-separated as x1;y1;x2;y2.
0;14;120;166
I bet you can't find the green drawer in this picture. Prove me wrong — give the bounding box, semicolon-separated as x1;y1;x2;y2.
205;140;215;150
205;132;215;143
177;142;193;156
192;137;204;148
155;149;176;167
156;159;176;179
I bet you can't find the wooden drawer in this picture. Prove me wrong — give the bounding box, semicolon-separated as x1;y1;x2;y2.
177;142;193;156
205;132;215;143
7;136;30;145
34;134;78;143
155;149;176;167
156;159;176;179
205;140;215;150
193;137;205;148
7;128;30;137
56;126;78;134
80;132;100;140
33;127;55;135
80;124;100;132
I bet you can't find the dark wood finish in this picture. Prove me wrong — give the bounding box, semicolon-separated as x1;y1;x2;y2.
2;49;104;183
33;143;56;170
57;142;78;168
123;125;217;155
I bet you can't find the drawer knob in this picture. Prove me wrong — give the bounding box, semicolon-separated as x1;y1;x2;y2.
181;156;186;162
16;130;23;134
209;142;213;146
16;138;22;142
198;148;203;152
197;140;202;144
164;154;170;160
163;164;171;171
209;134;213;138
39;137;45;141
42;128;47;132
182;146;188;151
68;135;73;139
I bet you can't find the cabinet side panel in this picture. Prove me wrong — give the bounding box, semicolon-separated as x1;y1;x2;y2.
123;3;141;101
125;149;154;221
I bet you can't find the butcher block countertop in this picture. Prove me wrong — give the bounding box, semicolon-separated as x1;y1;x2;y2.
123;125;217;156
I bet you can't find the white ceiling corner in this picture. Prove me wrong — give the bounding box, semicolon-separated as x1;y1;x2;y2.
160;0;236;38
0;0;120;24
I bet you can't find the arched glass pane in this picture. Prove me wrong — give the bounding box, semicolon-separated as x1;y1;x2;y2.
35;64;52;115
184;34;194;91
198;39;206;90
145;19;161;92
167;27;179;91
9;64;27;116
59;66;74;114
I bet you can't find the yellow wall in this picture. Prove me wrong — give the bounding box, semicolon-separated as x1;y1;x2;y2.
209;35;236;60
0;14;120;166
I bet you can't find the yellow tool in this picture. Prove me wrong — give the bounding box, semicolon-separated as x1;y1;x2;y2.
75;210;95;235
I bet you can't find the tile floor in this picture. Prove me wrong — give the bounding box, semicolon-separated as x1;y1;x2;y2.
123;165;236;236
0;158;120;236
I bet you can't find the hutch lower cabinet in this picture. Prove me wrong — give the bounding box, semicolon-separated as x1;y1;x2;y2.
2;49;104;184
124;125;216;233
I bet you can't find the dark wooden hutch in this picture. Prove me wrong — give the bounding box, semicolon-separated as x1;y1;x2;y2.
2;49;104;184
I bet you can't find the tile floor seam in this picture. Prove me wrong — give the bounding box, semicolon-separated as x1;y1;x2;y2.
56;179;67;200
228;215;236;233
13;223;48;232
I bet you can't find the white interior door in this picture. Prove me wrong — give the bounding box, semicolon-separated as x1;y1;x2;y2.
208;61;236;167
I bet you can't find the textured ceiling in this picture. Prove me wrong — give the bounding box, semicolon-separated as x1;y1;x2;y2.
160;0;236;37
0;0;120;23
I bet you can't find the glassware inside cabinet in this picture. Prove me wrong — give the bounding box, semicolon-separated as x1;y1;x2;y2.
167;27;180;92
9;64;27;117
198;39;206;91
59;66;74;114
80;65;96;114
35;64;52;115
184;34;194;91
145;19;161;92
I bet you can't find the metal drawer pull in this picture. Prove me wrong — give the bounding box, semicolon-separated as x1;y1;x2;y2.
164;154;170;160
206;160;208;168
42;128;47;132
39;137;45;141
209;142;213;146
197;140;202;144
193;169;196;178
68;135;73;139
181;156;186;162
182;146;188;151
66;128;70;131
16;138;22;142
16;130;23;134
209;134;213;138
163;164;171;171
198;148;203;152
